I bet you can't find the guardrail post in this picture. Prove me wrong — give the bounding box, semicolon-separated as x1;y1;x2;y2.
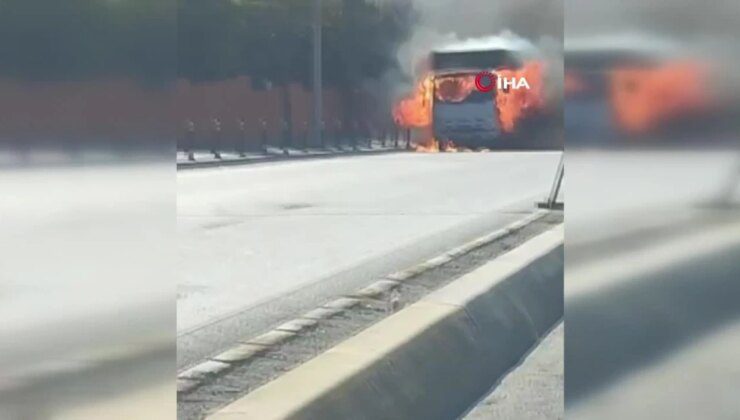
320;120;326;150
355;121;361;151
302;121;309;151
365;122;372;149
184;119;196;161
260;118;268;153
211;118;222;159
281;118;290;155
237;118;247;157
334;119;342;149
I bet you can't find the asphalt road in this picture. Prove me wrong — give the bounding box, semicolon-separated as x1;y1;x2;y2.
566;150;740;419
1;163;172;418
177;151;561;369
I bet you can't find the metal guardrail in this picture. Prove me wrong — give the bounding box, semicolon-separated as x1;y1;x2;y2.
178;119;412;163
177;118;412;161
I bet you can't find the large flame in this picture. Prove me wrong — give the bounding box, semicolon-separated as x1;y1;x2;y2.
415;138;439;152
434;74;478;103
392;75;434;128
392;60;547;151
495;60;546;133
608;61;711;134
414;138;461;153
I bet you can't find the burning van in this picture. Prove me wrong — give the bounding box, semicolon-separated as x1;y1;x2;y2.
393;41;552;151
565;35;717;144
431;49;524;149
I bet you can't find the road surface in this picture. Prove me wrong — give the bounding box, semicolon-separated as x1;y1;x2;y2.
1;163;172;418
463;322;564;420
566;150;740;419
177;152;561;369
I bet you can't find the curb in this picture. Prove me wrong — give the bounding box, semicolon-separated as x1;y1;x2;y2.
207;224;563;419
385;211;546;282
176;210;549;395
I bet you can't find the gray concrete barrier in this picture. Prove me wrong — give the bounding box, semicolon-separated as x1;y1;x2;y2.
209;226;563;420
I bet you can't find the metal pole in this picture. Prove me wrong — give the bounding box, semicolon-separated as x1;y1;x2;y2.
260;118;268;153
312;0;323;148
537;153;564;209
547;154;564;207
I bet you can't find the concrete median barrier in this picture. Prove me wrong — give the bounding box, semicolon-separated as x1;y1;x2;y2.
208;225;563;420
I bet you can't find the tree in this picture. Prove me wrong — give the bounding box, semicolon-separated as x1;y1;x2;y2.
323;0;416;122
0;0;174;84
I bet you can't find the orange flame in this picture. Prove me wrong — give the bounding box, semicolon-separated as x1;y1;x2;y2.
414;139;461;153
434;74;477;103
609;61;711;133
393;75;434;128
414;138;439;152
495;61;546;133
392;60;547;151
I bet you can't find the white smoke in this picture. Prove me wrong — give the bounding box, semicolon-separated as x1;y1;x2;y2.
397;30;540;79
389;0;563;108
394;1;561;76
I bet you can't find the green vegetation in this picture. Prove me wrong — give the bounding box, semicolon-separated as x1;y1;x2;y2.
0;0;175;83
178;0;415;88
0;0;415;88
